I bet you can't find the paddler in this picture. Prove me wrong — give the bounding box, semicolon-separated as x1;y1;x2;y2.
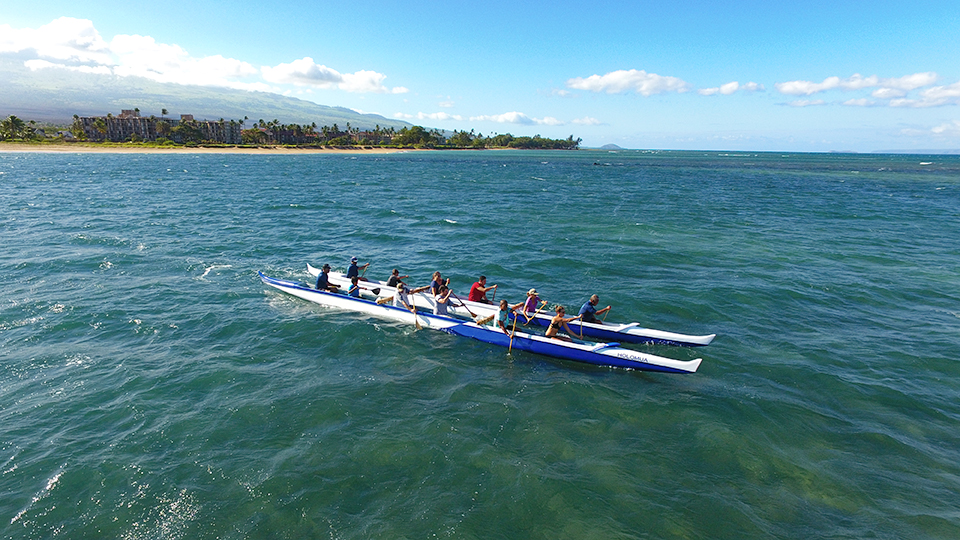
578;294;611;324
393;281;430;311
314;264;340;292
345;256;370;281
386;268;409;287
493;299;524;336
545;305;582;341
468;275;497;304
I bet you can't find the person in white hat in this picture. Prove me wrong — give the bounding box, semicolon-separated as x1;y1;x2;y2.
523;288;542;315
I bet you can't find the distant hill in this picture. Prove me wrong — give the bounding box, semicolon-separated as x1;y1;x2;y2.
599;144;624;150
0;59;413;130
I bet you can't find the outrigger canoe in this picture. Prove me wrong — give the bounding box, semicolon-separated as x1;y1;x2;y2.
307;264;715;347
260;272;702;374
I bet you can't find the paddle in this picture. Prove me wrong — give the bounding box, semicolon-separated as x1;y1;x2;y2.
475;314;495;325
409;294;422;330
521;300;549;325
602;306;610;322
508;315;518;354
450;292;478;318
376;296;394;305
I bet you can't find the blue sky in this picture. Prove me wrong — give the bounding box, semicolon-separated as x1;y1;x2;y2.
2;0;959;151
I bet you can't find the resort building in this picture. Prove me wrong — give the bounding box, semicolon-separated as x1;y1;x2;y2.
76;110;242;144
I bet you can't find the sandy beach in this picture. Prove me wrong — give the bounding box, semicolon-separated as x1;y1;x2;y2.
0;142;424;155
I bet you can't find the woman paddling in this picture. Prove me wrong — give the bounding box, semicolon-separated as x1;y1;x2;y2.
544;305;582;341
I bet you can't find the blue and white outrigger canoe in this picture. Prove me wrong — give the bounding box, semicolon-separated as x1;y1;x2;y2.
307;264;715;347
260;272;702;374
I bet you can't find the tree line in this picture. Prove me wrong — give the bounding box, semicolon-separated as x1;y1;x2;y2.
2;113;581;150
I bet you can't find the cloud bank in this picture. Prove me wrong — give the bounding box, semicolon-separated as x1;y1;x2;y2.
1;17;405;95
773;72;958;107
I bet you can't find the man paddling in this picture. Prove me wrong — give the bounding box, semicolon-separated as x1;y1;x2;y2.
345;256;370;281
315;264;339;292
393;281;430;311
578;294;611;324
468;275;497;304
386;268;409;287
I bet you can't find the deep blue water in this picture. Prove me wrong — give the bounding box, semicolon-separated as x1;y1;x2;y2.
2;149;959;539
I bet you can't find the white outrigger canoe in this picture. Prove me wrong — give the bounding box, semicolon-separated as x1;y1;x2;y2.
260;272;702;374
307;264;715;347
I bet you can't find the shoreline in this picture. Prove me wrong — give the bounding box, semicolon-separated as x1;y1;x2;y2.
0;142;430;155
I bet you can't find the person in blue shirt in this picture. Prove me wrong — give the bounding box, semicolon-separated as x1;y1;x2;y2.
493;299;525;335
345;257;370;280
315;264;339;292
347;276;362;298
578;294;611;324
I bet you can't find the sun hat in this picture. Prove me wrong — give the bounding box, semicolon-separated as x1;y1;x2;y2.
322;263;331;270
528;288;538;295
350;257;358;263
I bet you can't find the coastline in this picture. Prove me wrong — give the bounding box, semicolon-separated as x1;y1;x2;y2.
0;142;426;155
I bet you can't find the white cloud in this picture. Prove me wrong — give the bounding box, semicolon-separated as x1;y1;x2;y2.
0;17;113;64
2;18;407;95
931;120;960;135
885;72;939;91
916;81;960;107
567;69;690;96
110;34;259;89
261;57;342;87
887;81;960;108
261;58;407;94
25;59;112;75
469;112;564;125
572;116;602;125
342;70;407;94
698;81;764;96
775;72;938;97
776;76;842;95
394;112;464;121
785;99;826;107
842;98;876;107
871;87;907;99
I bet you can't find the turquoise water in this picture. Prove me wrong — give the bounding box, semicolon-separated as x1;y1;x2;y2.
2;149;959;539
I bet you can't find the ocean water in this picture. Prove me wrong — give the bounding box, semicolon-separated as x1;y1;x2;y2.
1;149;959;539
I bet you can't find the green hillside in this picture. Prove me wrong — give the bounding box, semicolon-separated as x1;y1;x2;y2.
0;59;412;130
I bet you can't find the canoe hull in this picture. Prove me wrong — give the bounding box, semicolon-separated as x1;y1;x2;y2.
445;323;702;374
261;272;701;374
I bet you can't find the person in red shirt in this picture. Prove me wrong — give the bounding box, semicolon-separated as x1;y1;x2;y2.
468;275;497;304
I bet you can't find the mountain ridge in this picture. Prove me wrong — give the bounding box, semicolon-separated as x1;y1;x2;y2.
0;59;413;131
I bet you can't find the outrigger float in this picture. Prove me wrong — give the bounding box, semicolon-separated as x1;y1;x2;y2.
307;264;715;347
260;271;703;374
